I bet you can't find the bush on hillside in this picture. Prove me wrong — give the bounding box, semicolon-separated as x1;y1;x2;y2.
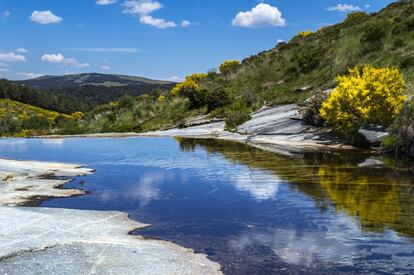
224;99;251;132
320;65;406;131
206;89;231;112
387;87;414;156
219;60;241;76
171;74;208;97
360;22;387;53
343;12;370;26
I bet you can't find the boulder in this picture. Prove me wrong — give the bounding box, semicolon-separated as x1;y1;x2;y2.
358;125;389;146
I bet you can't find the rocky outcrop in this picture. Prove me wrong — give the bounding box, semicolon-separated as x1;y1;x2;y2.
141;104;352;156
358;125;389;146
0;159;222;274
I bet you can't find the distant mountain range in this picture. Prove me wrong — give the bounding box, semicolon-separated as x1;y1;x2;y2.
17;73;175;90
14;73;176;108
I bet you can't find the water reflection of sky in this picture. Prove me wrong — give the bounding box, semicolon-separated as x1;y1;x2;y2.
0;137;413;274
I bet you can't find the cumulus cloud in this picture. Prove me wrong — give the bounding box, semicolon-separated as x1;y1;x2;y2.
96;0;118;5
122;0;177;29
140;15;176;28
0;52;26;62
101;65;110;70
41;53;89;68
30;10;62;24
232;3;286;28
181;20;191;27
326;4;361;12
123;0;162;16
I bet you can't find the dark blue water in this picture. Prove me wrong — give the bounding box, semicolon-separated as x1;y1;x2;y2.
0;137;414;274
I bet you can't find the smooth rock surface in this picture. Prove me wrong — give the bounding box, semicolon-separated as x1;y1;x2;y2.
141;104;352;155
0;206;221;275
0;159;222;274
0;159;94;206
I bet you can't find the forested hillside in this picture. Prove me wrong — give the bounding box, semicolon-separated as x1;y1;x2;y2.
17;73;175;107
0;79;88;114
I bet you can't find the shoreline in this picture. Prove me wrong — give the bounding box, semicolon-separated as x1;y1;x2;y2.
0;158;222;274
30;104;362;156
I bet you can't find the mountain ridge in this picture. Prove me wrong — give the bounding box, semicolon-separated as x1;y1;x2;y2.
17;73;175;90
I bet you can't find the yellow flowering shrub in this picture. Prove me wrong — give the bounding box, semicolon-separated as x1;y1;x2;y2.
157;95;166;102
298;31;313;38
320;65;406;129
171;73;208;96
219;60;241;76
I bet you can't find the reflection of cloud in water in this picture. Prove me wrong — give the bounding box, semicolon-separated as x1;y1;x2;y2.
230;228;354;266
96;151;282;201
235;171;280;201
0;139;27;152
229;213;414;269
42;139;64;147
101;173;173;207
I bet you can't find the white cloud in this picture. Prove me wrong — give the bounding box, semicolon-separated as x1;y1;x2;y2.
122;0;176;29
0;52;26;62
41;53;89;68
181;20;191;27
123;0;162;16
165;76;182;82
277;39;284;44
65;47;140;53
326;4;361;12
140;15;176;29
16;72;43;79
15;48;29;53
2;11;10;17
232;3;286;28
101;65;110;70
96;0;118;5
30;10;63;24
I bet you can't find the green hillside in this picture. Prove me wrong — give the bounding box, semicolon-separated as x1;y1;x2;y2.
206;0;413;107
0;98;82;136
16;73;176;107
77;0;414;135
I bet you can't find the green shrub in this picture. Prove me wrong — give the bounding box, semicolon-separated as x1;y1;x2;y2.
224;99;251;131
21;116;50;130
206;89;231;112
360;22;387;53
343;12;370;26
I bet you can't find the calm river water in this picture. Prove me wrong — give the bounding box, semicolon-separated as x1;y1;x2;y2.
0;137;413;274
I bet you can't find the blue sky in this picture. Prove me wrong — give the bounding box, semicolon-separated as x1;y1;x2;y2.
0;0;395;81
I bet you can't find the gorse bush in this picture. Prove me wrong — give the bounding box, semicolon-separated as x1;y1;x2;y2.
171;74;208;97
320;65;406;130
219;60;241;76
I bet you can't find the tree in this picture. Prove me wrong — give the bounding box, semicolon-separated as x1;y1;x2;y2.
320;65;406;130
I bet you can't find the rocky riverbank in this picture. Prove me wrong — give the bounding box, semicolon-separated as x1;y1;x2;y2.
140;104;356;156
0;159;222;274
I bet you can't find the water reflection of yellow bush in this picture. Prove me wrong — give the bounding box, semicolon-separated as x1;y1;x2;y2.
317;165;401;232
178;138;414;238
